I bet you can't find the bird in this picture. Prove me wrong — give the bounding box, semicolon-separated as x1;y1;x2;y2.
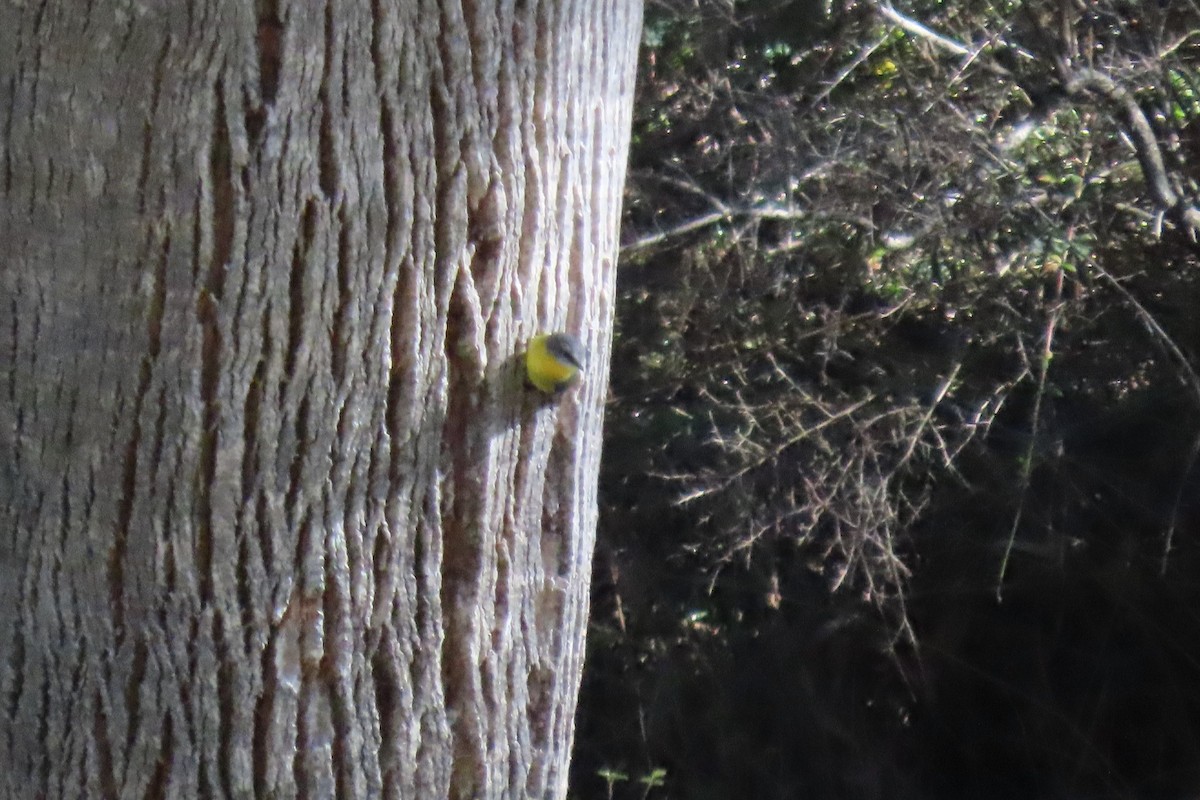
524;332;585;394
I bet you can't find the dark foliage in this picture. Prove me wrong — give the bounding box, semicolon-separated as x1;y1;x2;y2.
574;1;1200;798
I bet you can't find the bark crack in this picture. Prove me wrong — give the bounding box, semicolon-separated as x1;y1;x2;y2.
122;638;149;783
144;714;174;800
195;76;235;608
255;0;282;106
251;629;275;799
136;38;172;216
2;75;15;194
332;207;352;385
317;3;338;200
92;686;119;800
286;199;318;379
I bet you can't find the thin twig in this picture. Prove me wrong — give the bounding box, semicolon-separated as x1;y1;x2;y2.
811;31;892;108
675;397;874;505
1088;261;1200;574
897;363;962;470
1090;262;1200;403
1162;432;1200;574
997;269;1065;600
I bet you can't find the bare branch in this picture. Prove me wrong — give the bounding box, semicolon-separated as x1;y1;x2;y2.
876;2;971;57
621;210;731;252
622;202;809;253
1065;67;1200;238
811;31;892;108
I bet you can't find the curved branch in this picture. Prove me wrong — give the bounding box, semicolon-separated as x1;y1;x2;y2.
1065;68;1200;238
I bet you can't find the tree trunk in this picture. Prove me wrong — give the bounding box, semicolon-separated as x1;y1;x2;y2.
0;1;641;798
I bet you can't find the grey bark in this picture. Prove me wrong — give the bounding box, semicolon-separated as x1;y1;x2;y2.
0;1;641;798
